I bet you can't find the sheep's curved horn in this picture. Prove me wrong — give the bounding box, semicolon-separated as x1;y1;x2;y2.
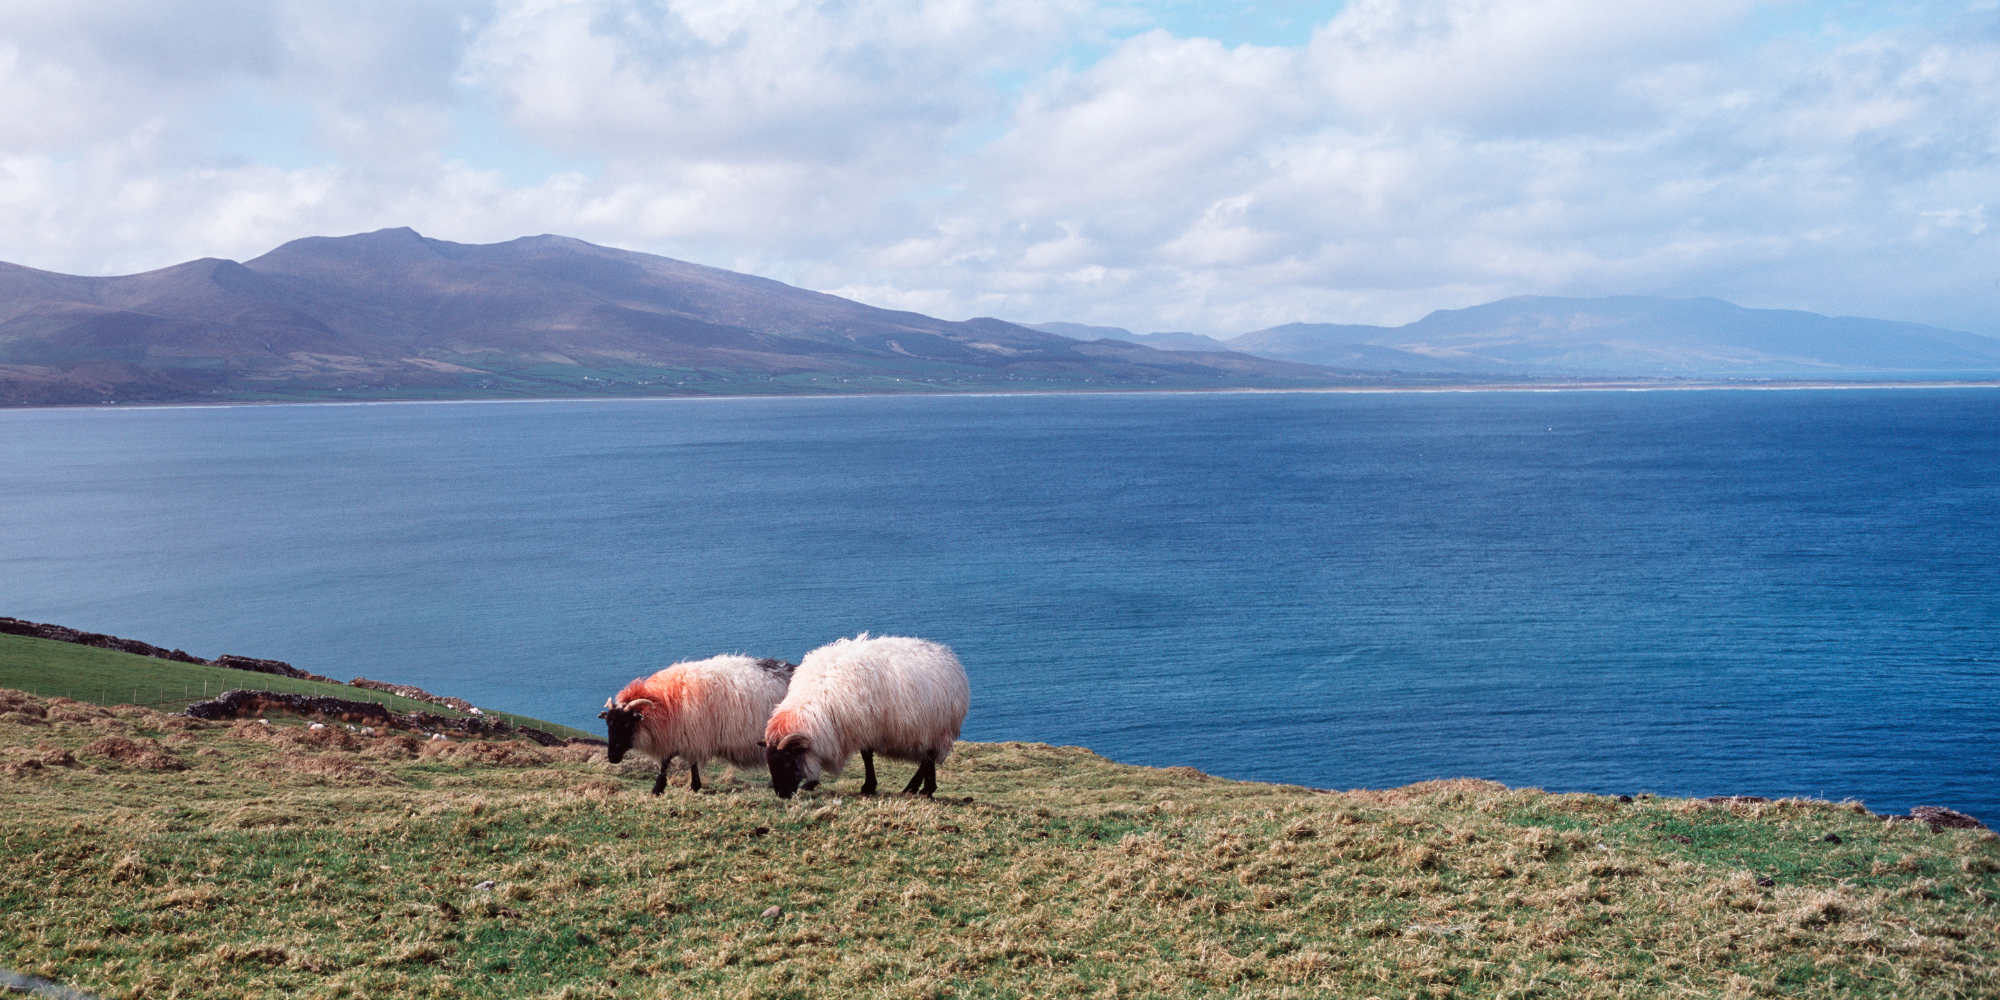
622;698;655;713
778;733;811;752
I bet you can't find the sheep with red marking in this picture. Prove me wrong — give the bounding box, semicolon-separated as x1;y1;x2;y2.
762;634;969;799
600;655;796;793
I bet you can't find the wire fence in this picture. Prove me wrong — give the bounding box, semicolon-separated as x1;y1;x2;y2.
1;677;229;712
0;647;590;739
0;664;444;714
1;673;590;740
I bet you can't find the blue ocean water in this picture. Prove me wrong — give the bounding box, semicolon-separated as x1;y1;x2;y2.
3;390;1996;820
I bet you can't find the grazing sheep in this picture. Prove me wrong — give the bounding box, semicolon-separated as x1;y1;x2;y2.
762;634;969;799
601;655;797;794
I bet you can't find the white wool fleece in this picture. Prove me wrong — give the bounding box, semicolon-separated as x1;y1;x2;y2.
762;634;969;778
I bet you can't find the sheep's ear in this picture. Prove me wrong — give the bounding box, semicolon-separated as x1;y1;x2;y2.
597;710;609;721
623;698;655;715
777;733;811;753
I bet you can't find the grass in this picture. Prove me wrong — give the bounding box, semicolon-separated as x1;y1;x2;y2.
0;633;591;741
1;689;1995;999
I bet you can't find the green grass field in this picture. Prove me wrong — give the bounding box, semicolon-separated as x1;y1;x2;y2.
0;632;591;740
1;679;1995;999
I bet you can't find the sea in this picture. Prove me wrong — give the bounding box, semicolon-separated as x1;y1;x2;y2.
3;388;1996;821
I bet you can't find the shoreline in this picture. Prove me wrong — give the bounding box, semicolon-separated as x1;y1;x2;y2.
6;377;2000;413
5;614;1989;828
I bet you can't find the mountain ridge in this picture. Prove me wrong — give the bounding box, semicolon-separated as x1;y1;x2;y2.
10;229;1998;406
1218;295;2000;377
1037;295;2000;378
0;228;1349;406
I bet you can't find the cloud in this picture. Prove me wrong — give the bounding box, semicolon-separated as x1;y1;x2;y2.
1307;0;1760;134
0;1;476;156
909;1;2000;333
460;0;1089;160
0;0;1993;339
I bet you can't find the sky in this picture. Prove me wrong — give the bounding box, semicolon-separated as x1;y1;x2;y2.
0;0;1994;337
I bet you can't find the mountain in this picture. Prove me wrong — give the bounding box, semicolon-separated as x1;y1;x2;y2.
16;236;1992;406
1031;322;1233;353
1222;323;1462;374
0;228;1348;406
1226;296;2000;377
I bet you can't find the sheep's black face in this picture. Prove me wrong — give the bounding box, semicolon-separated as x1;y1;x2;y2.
600;707;639;764
766;743;807;799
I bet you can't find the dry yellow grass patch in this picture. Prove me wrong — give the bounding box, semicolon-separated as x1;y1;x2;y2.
0;692;1994;999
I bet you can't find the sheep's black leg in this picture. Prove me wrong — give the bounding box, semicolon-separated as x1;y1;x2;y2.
688;760;703;793
652;756;673;796
921;759;937;797
901;762;926;795
860;749;878;796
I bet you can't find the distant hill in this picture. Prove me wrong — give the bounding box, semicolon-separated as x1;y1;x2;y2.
1030;322;1233;354
0;229;1348;405
1224;296;2000;377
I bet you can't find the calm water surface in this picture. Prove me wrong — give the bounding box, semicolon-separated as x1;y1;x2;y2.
4;390;1996;820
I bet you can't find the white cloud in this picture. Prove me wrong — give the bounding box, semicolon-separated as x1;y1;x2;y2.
460;0;1089;160
985;32;1302;223
0;0;1992;338
1307;0;1759;133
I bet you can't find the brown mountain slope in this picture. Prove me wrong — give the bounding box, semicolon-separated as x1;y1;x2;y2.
0;228;1349;405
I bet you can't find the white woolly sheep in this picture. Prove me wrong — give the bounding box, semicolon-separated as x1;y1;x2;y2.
601;655;797;794
761;634;969;799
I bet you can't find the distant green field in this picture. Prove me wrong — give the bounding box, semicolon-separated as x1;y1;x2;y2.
0;632;590;740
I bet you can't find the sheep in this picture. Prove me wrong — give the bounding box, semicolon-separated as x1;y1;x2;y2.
762;634;969;799
601;655;797;794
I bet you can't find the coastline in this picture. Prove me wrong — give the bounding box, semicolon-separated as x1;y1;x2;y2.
4;615;1989;829
6;377;2000;413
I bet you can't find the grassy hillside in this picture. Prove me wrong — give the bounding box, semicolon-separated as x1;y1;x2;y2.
0;631;591;741
0;688;1994;999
